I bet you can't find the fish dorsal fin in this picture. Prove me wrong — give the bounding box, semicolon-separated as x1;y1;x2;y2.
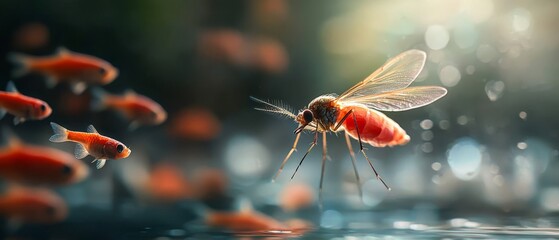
56;47;71;57
8;135;23;148
238;198;254;214
87;125;99;134
6;81;19;93
124;89;137;99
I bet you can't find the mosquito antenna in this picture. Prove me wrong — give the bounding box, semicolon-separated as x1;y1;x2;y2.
250;96;296;119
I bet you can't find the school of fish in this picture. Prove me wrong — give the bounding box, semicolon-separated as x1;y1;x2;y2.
0;46;167;226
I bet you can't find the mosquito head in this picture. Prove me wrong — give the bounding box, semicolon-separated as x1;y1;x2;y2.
294;109;313;134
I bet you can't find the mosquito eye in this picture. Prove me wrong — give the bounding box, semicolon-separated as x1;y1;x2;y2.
303;110;313;123
116;144;124;153
40;104;47;112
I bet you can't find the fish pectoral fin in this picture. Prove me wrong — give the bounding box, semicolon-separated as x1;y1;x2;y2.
128;121;140;131
93;159;107;169
0;108;6;119
46;76;58;88
6;81;19;93
13;117;25;125
70;82;87;95
86;125;99;134
74;144;89;159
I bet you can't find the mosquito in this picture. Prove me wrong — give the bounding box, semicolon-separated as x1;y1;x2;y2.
251;49;447;205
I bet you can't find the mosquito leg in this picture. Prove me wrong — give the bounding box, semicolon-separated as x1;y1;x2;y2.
345;132;364;200
290;125;319;180
332;109;353;131
272;133;301;182
352;112;391;191
319;131;328;210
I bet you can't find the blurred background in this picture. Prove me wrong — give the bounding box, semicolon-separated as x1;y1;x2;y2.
0;0;559;239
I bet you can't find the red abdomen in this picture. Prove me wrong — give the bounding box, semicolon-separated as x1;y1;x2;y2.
338;104;410;147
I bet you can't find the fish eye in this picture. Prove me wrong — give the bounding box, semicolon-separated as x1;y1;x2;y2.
40;104;47;112
45;206;56;216
61;164;72;175
98;67;106;75
116;144;124;153
303;110;313;123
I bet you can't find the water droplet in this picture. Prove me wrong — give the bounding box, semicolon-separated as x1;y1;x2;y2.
420;119;433;130
447;138;482;181
432;175;441;184
362;179;387;207
439;65;461;87
421;142;433;153
465;65;476;75
519;111;527;120
421;131;434;141
517;142;528;150
457;115;469;125
485;80;505;101
477;44;498;63
431;162;442;171
511;8;532;32
320;210;344;229
453;18;478;49
425;25;450;50
439;120;450;130
224;135;270;179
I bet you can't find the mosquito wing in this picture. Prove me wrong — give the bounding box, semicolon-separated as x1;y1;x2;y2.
343;86;447;112
337;49;427;102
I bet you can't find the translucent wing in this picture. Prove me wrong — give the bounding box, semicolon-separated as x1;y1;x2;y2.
343;86;447;112
337;49;426;101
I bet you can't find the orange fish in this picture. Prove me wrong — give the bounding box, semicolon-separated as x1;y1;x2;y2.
9;48;119;94
0;81;52;125
0;186;68;224
91;88;167;130
48;122;131;169
204;200;312;236
0;137;88;185
148;163;193;202
279;183;315;212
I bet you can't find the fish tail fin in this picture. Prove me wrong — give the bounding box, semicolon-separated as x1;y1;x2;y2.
49;122;69;142
90;87;108;111
7;52;31;78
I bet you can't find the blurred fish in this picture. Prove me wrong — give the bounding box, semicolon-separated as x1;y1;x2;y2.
0;136;88;185
250;38;288;74
203;199;312;235
48;122;131;169
198;30;248;65
91;88;167;130
8;48;119;94
168;108;220;140
0;81;52;125
194;168;228;200
0;185;68;224
11;22;50;51
279;183;315;212
148;163;193;202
